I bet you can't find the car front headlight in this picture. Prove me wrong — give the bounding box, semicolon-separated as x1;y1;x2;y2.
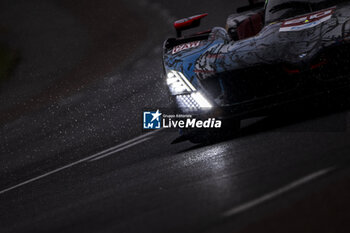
166;70;196;95
190;92;212;108
166;70;212;110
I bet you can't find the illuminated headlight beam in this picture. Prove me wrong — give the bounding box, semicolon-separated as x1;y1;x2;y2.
166;70;196;95
191;92;212;108
166;70;212;109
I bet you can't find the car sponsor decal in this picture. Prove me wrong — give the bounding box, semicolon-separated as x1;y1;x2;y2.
280;7;336;32
172;41;201;54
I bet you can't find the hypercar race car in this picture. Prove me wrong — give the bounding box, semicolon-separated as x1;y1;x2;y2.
163;0;350;143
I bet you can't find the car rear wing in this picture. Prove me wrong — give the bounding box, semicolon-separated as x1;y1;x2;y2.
174;13;208;37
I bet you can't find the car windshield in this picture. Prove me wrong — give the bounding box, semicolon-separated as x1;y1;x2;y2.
265;0;349;24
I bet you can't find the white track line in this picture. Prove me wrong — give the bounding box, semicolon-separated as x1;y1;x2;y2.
222;167;335;217
0;130;162;195
88;136;152;162
85;129;163;160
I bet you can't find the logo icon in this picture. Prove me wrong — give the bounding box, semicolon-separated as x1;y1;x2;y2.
143;110;162;129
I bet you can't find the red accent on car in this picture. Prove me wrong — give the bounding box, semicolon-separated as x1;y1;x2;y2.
174;13;208;30
195;29;212;35
281;8;335;28
237;12;264;40
311;60;327;70
284;67;300;74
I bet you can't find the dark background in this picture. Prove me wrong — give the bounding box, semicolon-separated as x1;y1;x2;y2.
1;0;350;232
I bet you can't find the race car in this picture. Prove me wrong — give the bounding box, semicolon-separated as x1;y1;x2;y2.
163;0;350;143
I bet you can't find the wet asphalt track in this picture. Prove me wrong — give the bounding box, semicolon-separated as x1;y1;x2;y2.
1;0;350;232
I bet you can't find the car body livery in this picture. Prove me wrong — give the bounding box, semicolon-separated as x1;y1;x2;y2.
162;0;350;142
